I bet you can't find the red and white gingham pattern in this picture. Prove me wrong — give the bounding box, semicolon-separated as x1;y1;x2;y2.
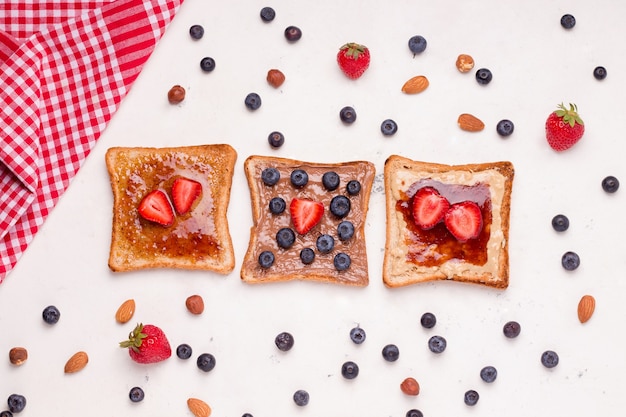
0;0;183;282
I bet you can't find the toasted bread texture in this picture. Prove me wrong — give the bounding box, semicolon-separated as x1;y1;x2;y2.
106;144;237;273
383;155;514;289
241;155;376;286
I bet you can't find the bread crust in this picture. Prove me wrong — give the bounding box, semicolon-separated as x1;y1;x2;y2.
383;155;514;289
241;155;375;286
106;144;237;273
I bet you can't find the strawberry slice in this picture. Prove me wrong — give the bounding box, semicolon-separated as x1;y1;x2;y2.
411;187;450;229
171;177;202;214
138;190;174;226
444;201;483;242
290;198;324;235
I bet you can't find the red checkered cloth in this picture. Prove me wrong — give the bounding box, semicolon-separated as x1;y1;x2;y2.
0;0;184;283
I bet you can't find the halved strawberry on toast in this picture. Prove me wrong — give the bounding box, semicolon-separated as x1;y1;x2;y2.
138;190;174;227
172;177;202;215
444;201;483;242
411;187;450;230
290;198;324;235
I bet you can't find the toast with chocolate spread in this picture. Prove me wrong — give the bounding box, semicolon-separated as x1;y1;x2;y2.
106;144;237;273
241;155;375;286
383;155;514;289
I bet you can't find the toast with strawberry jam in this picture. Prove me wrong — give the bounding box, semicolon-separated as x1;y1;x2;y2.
383;155;514;289
241;155;375;286
105;144;237;273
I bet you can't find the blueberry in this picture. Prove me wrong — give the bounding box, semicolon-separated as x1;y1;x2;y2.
346;180;361;195
408;35;427;55
244;92;262;110
330;195;351;218
406;410;424;417
602;175;619;193
42;305;60;324
176;343;193;359
276;228;295;249
269;197;286;214
541;350;559;368
339;106;357;124
480;365;498;383
382;344;400;362
341;361;359;379
200;57;216;72
6;395;25;414
290;169;308;187
197;353;216;372
551;214;569;232
129;386;145;402
503;320;521;338
380;119;398;136
349;326;366;344
496;119;514;137
189;24;204;40
333;253;351;271
292;389;309;406
261;167;280;186
337;221;355;241
464;389;479;406
0;411;13;417
475;68;493;85
428;335;447;353
420;312;436;329
322;171;340;191
316;234;335;253
561;251;580;271
299;248;315;265
284;26;302;42
267;131;284;148
275;331;295;351
259;6;276;22
242;414;254;417
560;14;576;29
593;66;607;80
258;251;275;268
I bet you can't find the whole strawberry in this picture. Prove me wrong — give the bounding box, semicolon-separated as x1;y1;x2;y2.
120;323;171;364
545;103;585;151
337;42;370;79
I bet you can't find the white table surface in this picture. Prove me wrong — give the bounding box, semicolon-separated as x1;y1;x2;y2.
1;0;624;415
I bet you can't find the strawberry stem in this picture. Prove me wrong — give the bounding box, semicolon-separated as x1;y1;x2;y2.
340;42;367;60
555;102;584;127
119;323;147;353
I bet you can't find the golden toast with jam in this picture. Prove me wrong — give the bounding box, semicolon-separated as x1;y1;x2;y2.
241;155;375;286
105;144;237;273
383;155;514;289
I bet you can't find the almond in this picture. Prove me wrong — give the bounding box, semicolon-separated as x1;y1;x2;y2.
400;377;420;396
266;69;285;88
401;75;429;94
186;294;205;315
9;347;28;366
115;299;136;323
577;294;596;323
64;351;88;373
187;397;211;417
456;54;475;73
458;113;485;132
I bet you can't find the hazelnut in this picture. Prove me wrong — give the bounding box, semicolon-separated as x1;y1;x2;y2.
400;377;420;396
186;294;205;315
455;54;475;73
168;85;186;104
9;347;28;366
266;69;285;88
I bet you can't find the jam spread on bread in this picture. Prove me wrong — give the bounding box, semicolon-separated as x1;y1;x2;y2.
396;179;492;267
122;153;220;259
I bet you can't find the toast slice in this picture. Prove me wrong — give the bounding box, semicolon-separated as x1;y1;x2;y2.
383;155;514;289
241;155;376;286
106;144;237;273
